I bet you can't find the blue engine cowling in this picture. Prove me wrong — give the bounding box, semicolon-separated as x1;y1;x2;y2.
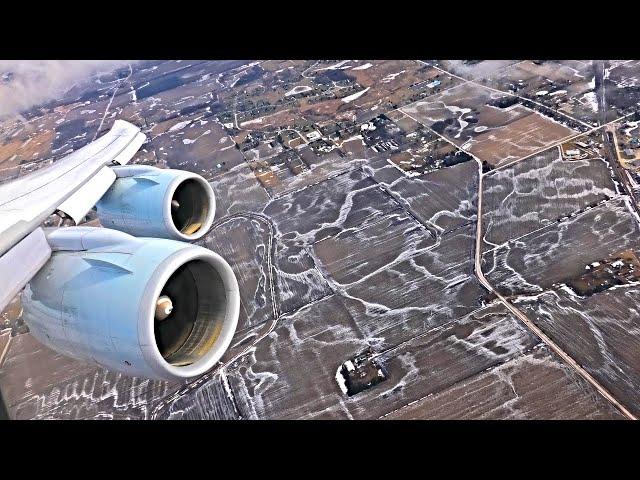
21;227;239;381
96;166;216;241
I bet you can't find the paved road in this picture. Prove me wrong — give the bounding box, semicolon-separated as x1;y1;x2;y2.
596;60;640;217
473;156;637;420
93;63;133;141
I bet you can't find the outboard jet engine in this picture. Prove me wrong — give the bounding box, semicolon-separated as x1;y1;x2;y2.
96;165;216;241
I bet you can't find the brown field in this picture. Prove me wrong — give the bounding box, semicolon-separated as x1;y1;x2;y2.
287;136;305;149
252;163;279;189
383;346;623;420
398;82;575;166
480;60;608;126
340;136;366;157
1;296;21;325
299;98;349;121
400;82;495;125
469;112;576;166
148;115;199;138
347;61;419;88
438;60;522;81
386;110;421;133
297;61;461;122
560;137;599;159
231;130;249;144
0;333;178;419
0;139;26;168
240;87;287;108
0;118;22;142
238;108;300;132
260;60;303;73
475;104;530;128
485;60;594;91
388;151;413;170
347;61;425;105
350;61;460;111
0;129;54;167
517;60;593;84
486;61;595;97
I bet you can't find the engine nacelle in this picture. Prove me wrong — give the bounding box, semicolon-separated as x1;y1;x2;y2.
21;227;239;381
96;166;216;241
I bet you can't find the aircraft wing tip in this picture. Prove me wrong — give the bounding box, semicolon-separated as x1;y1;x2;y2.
111;119;141;136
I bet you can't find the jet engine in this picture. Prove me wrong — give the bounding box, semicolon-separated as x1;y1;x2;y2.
96;165;216;241
21;227;239;381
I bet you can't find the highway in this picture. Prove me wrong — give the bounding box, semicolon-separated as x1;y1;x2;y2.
93;63;133;141
595;60;640;221
603;128;640;214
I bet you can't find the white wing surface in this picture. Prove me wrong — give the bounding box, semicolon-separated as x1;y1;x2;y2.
0;120;145;257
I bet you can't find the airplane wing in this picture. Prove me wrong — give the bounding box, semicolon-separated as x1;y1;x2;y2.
0;119;146;258
0;120;146;311
0;116;239;383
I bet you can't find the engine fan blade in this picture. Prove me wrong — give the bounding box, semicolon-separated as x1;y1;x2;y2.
155;295;174;321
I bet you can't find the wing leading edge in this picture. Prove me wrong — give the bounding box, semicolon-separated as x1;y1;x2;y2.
0;120;145;258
